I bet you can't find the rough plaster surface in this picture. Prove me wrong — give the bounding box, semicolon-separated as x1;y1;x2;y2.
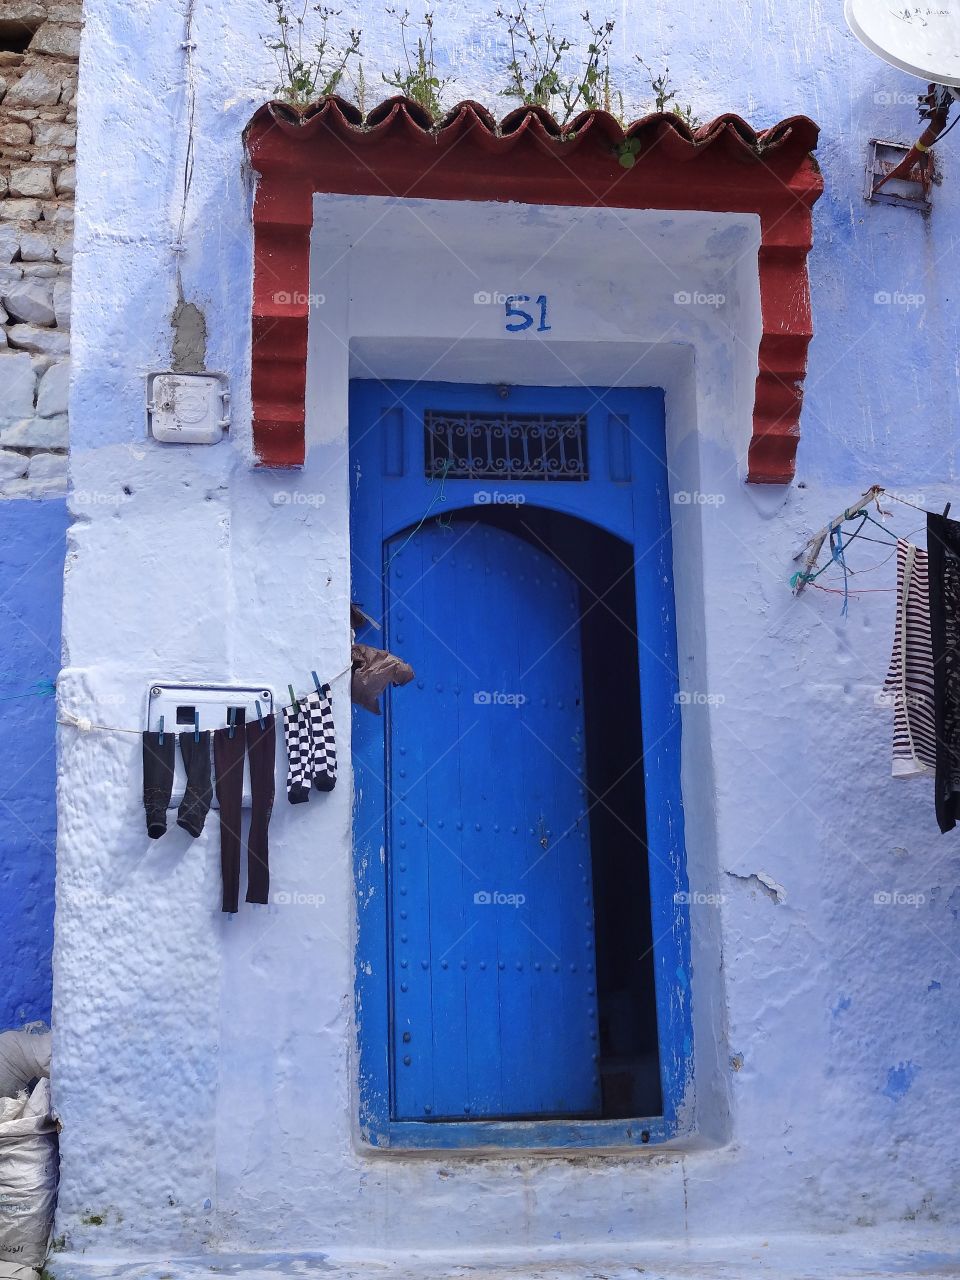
0;497;67;1026
53;0;960;1269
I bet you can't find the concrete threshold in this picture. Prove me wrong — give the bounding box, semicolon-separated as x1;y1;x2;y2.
43;1230;960;1280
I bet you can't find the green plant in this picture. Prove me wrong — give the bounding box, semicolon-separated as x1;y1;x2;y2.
637;58;701;128
618;60;701;167
496;4;615;125
382;10;449;119
263;1;362;107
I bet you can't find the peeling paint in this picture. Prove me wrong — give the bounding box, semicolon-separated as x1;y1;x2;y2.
170;300;207;373
883;1062;919;1101
725;869;787;904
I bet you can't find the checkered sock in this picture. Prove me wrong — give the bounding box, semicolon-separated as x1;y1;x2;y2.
282;700;312;804
306;684;337;792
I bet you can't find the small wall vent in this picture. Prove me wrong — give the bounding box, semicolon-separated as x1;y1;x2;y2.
865;138;937;212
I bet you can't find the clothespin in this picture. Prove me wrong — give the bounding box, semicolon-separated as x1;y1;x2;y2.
944;503;952;519
255;699;265;728
158;715;164;745
194;710;200;743
312;670;323;696
288;684;299;716
228;707;237;740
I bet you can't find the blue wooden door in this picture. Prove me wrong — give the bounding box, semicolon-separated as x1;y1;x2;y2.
387;519;601;1119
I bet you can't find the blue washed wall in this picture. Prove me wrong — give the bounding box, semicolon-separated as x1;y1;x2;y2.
0;499;67;1028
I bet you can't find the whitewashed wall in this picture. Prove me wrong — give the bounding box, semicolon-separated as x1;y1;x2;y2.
53;0;960;1266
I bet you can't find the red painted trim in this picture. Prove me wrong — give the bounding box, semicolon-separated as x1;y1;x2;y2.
245;97;822;481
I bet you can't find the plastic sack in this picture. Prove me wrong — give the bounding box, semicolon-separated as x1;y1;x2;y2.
0;1034;51;1102
351;644;415;715
0;1078;58;1280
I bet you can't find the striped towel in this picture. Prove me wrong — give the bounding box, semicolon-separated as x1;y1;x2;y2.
884;540;936;777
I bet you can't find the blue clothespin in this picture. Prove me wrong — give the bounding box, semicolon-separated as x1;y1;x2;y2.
255;699;265;728
228;707;236;740
312;670;323;696
158;715;164;745
194;710;200;743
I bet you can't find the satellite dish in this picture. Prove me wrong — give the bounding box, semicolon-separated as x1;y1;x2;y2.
845;0;960;88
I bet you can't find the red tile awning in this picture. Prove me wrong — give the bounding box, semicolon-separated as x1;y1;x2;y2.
244;96;822;483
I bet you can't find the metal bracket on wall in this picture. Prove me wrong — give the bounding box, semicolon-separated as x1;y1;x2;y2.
865;138;936;212
146;683;274;809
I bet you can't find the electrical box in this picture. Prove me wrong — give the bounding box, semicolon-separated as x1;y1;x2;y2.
146;683;274;809
146;372;230;444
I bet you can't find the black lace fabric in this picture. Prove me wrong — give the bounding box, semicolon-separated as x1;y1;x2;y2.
926;513;960;832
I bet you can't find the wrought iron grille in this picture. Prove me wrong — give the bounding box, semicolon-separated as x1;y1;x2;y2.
424;410;588;481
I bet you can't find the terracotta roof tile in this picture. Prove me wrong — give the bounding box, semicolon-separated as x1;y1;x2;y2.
244;94;822;482
249;94;819;171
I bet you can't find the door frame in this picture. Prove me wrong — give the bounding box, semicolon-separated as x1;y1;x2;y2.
349;379;692;1150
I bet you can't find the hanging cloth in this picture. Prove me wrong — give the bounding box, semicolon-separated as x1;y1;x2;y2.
926;512;960;832
884;540;936;777
351;644;415;714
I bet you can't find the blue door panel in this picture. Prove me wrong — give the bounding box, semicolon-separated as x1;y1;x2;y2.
387;521;600;1120
350;378;691;1149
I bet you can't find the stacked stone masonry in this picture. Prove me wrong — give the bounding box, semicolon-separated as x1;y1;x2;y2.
0;0;78;498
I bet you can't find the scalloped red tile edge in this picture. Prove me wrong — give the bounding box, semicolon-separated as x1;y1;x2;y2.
244;96;823;482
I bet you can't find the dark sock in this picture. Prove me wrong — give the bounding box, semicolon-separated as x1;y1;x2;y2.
177;731;213;838
143;731;175;839
245;717;276;905
213;711;246;913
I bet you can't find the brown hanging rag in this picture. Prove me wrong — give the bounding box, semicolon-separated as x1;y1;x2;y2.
351;643;415;714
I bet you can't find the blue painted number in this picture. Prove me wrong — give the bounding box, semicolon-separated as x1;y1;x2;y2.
505;294;551;333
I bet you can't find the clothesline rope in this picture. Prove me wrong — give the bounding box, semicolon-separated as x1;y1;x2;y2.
793;486;949;602
58;664;354;737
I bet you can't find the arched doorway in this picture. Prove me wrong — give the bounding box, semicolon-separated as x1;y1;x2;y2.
350;378;688;1148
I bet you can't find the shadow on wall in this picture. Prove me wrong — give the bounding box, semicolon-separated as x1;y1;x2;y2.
0;498;67;1028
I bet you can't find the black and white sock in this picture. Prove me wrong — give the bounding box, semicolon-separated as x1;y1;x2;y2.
306;684;337;792
282;700;312;804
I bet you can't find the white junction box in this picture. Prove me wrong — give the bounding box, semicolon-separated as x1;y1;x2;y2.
146;372;230;444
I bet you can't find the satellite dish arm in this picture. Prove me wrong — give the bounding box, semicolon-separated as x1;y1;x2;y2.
873;84;952;194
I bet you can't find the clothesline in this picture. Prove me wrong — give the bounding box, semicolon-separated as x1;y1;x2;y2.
58;663;354;737
792;485;950;604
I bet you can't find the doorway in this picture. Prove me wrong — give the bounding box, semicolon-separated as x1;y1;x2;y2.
350;379;688;1148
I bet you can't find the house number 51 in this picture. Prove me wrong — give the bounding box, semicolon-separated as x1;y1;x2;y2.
505;294;551;333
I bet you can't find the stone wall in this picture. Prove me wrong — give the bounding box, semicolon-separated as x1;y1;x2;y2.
0;0;78;498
